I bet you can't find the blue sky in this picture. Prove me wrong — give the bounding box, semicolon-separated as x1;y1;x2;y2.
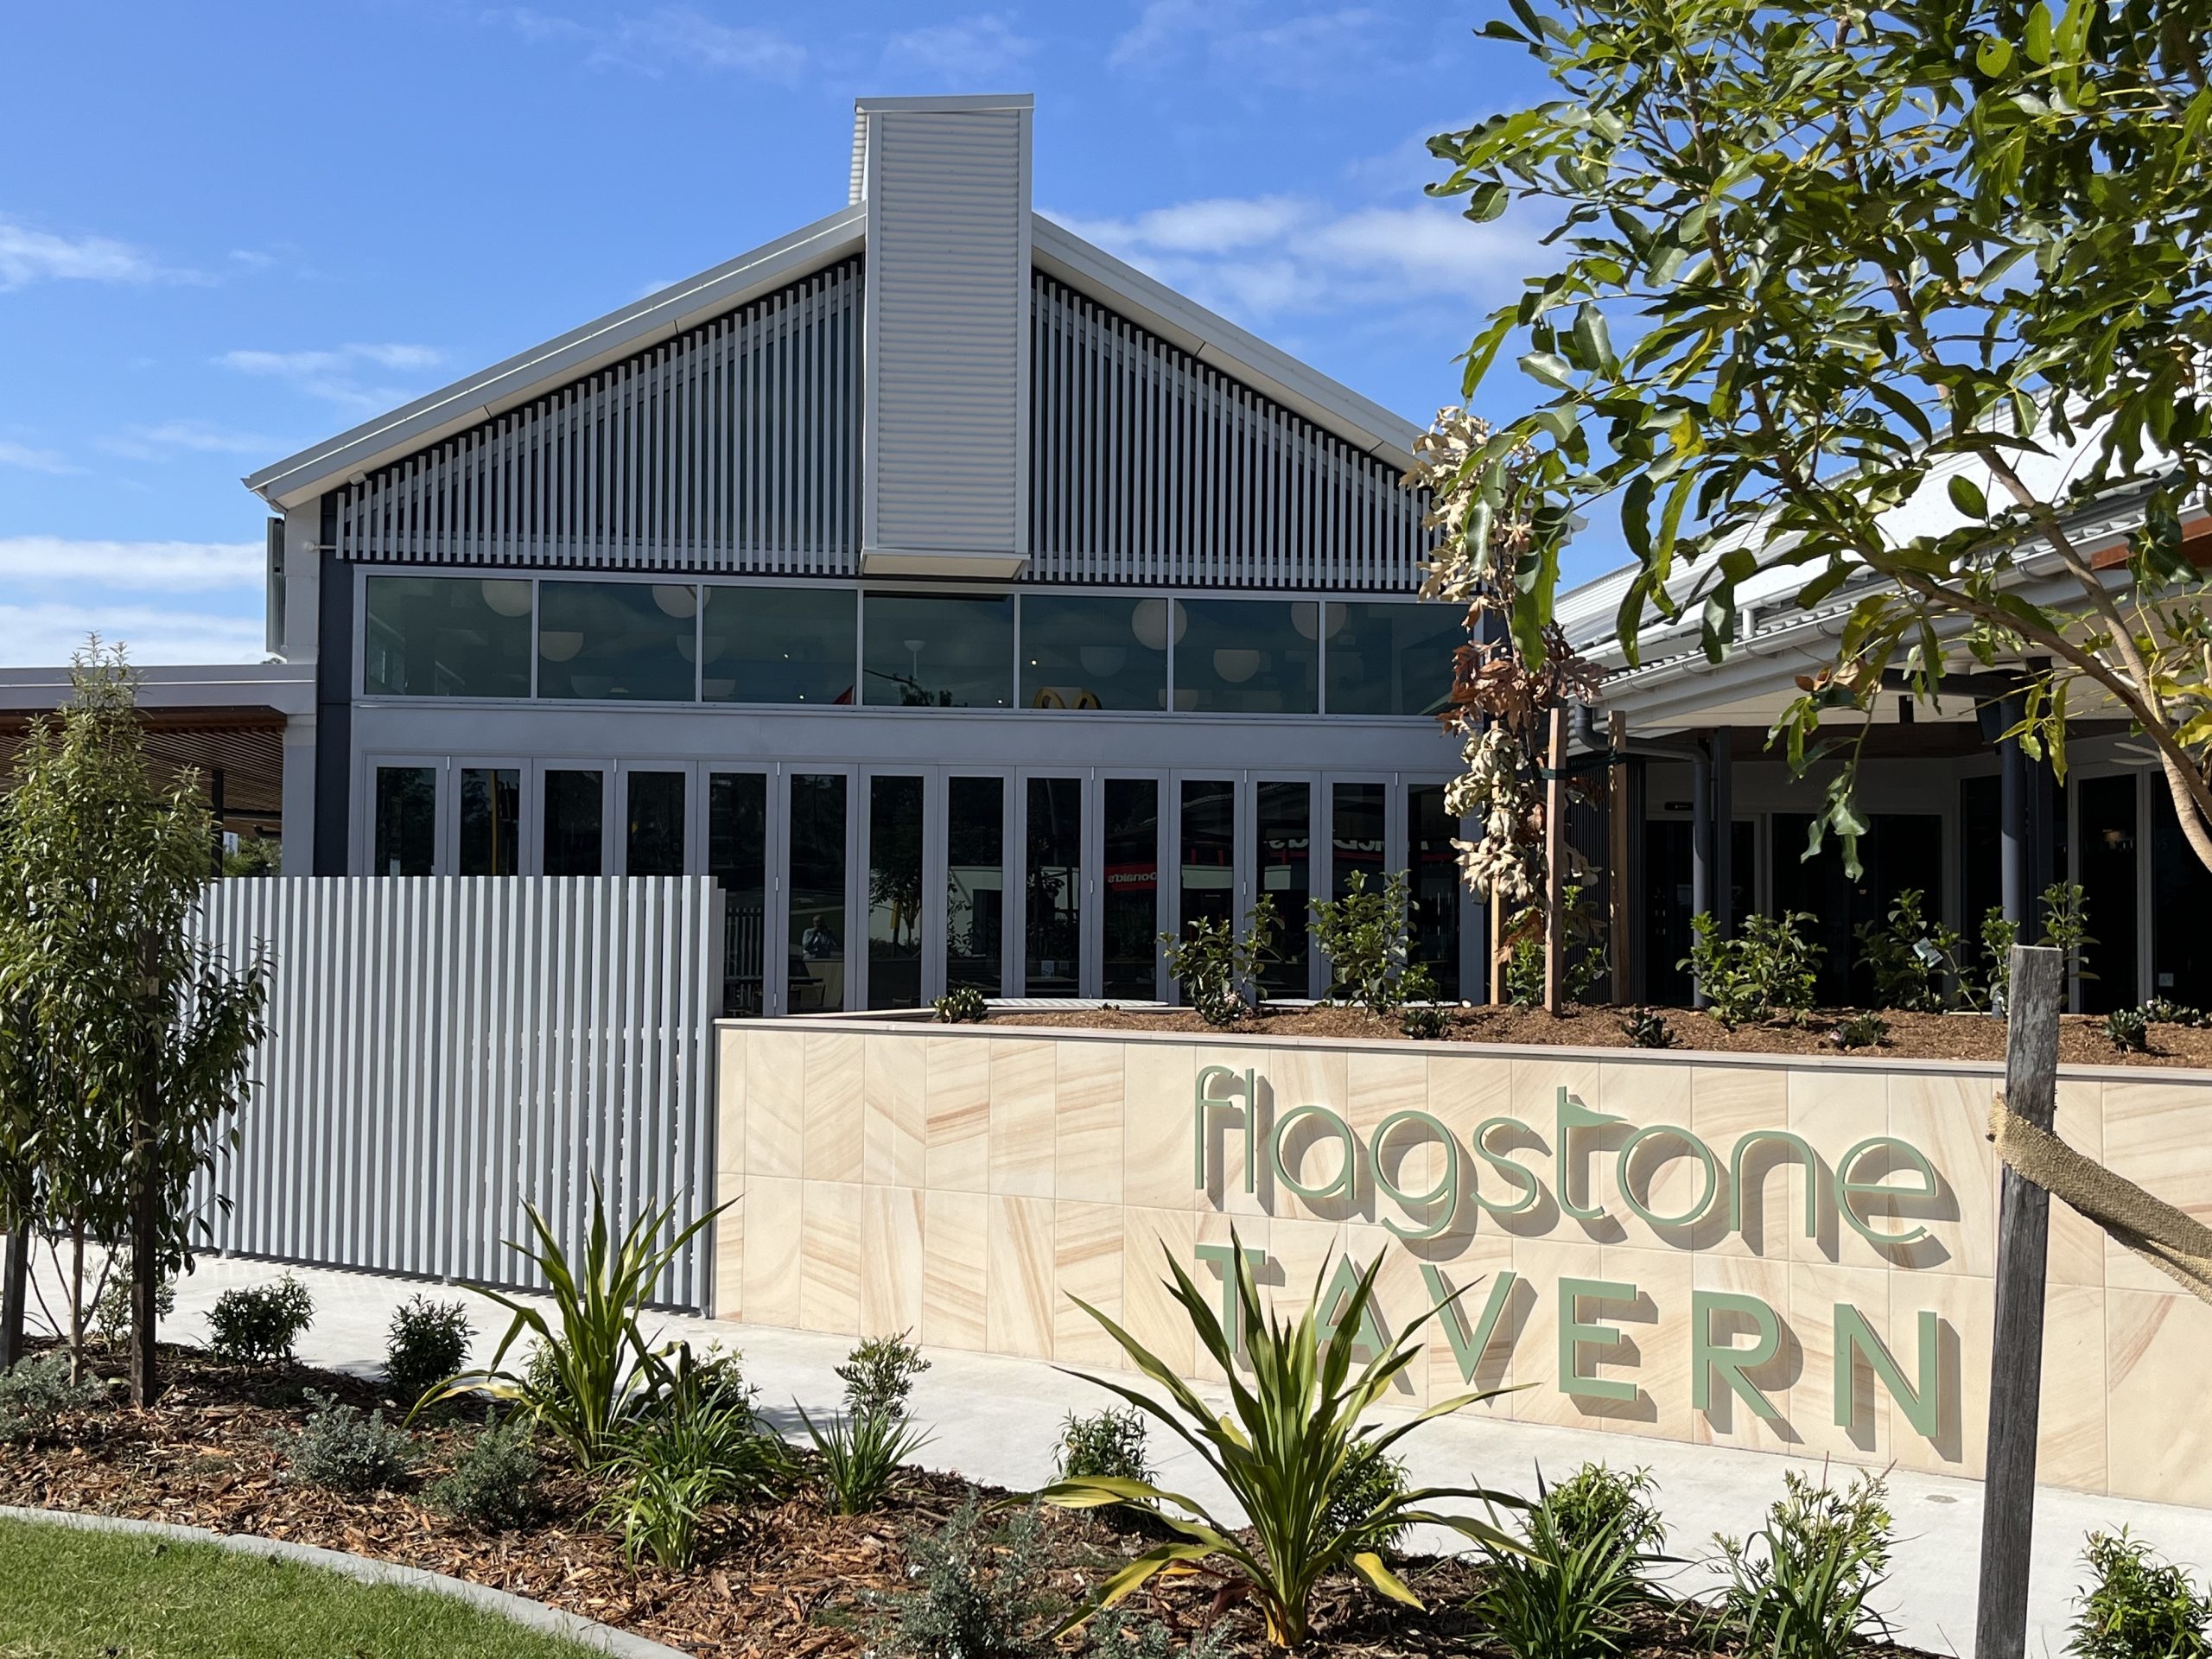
0;1;1571;667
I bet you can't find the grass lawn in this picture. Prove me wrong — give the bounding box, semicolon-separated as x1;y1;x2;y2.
0;1518;607;1659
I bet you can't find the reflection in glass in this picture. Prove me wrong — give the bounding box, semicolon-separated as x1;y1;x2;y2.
543;770;604;876
1179;779;1236;938
538;581;698;702
701;586;857;704
709;772;767;1016
1173;599;1319;714
373;766;436;875
946;777;1004;994
459;767;520;875
1325;601;1465;716
1025;777;1082;995
789;774;848;1013
1406;784;1460;999
863;593;1014;708
1255;781;1311;995
1019;595;1168;711
1103;779;1160;999
868;775;925;1010
364;576;532;698
1332;782;1387;900
626;772;686;876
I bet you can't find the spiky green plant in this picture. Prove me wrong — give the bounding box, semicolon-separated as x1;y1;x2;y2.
1039;1232;1524;1649
427;1179;723;1467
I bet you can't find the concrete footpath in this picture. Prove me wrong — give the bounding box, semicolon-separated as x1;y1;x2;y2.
28;1253;2212;1656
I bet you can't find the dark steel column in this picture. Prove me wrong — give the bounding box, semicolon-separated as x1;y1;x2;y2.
1999;691;2028;927
1711;729;1734;938
1690;737;1714;1009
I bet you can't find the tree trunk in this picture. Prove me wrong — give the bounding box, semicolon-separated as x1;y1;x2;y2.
0;1212;28;1369
130;928;162;1408
67;1224;84;1381
1542;705;1568;1015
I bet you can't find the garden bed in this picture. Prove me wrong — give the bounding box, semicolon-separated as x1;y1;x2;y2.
0;1343;1947;1659
988;1003;2212;1068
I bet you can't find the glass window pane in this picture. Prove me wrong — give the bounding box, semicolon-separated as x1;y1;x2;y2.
364;576;531;698
543;769;604;876
701;586;857;705
1406;784;1460;999
373;766;436;875
538;581;697;702
1255;781;1311;995
947;777;1005;995
1325;601;1464;716
1174;599;1319;714
1103;779;1160;999
626;771;686;877
864;593;1014;708
1020;595;1168;712
789;773;848;1013
1025;776;1082;995
868;775;925;1010
1179;779;1236;937
459;767;520;876
709;772;767;1017
1332;782;1386;900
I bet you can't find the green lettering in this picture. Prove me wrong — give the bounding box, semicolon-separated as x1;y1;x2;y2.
1834;1303;1941;1438
1421;1264;1520;1383
1728;1129;1821;1238
1616;1123;1718;1228
1470;1116;1541;1217
1834;1136;1937;1246
1693;1289;1784;1422
1272;1103;1357;1203
1193;1065;1254;1192
1558;1277;1638;1402
1373;1109;1460;1241
1317;1254;1389;1358
1555;1086;1624;1221
1194;1241;1268;1360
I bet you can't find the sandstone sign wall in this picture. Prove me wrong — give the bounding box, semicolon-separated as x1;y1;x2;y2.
710;1019;2212;1505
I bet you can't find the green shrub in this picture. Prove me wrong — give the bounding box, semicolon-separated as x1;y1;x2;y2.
276;1389;413;1493
598;1346;786;1568
1471;1464;1666;1659
2107;1007;2152;1053
207;1274;315;1365
1055;1405;1150;1484
1853;888;1961;1012
887;1498;1051;1658
2140;998;2208;1027
427;1413;542;1532
1682;912;1823;1026
802;1397;931;1516
2069;1528;2212;1659
1159;896;1279;1027
1712;1468;1892;1659
932;986;988;1023
384;1295;472;1410
836;1329;930;1419
1399;963;1448;1039
1618;1008;1677;1049
0;1353;108;1443
1322;1436;1414;1554
1826;1013;1891;1051
1040;1232;1522;1649
1084;1607;1236;1658
1983;883;2099;1009
92;1262;175;1348
1504;887;1609;1007
1308;870;1411;1014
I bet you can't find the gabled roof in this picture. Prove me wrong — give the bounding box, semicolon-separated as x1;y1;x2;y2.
245;200;1424;514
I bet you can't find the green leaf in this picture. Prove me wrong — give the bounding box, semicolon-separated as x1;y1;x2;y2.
1350;1551;1424;1608
1517;351;1575;390
1975;35;2012;76
1948;474;1989;518
1571;303;1616;374
2024;3;2051;63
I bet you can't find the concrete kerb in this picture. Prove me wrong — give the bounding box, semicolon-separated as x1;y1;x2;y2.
0;1504;690;1659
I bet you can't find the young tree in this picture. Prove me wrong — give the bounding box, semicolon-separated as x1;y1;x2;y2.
1427;0;2212;872
0;642;267;1397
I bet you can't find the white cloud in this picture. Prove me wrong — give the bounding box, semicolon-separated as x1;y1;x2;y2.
0;439;82;475
0;602;265;668
0;217;185;292
1109;2;1389;88
486;5;804;79
0;536;264;593
881;13;1036;80
216;341;444;411
97;421;279;462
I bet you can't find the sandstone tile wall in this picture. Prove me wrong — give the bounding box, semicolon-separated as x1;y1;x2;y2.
711;1020;2212;1506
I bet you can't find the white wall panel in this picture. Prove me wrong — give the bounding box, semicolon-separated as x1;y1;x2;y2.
190;875;722;1310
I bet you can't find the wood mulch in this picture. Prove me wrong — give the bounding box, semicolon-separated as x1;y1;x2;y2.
0;1345;1942;1658
991;1002;2212;1069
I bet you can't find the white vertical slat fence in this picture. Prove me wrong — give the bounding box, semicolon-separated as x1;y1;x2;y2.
190;876;724;1311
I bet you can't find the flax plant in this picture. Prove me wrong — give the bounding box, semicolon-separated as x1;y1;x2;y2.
1040;1233;1525;1649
